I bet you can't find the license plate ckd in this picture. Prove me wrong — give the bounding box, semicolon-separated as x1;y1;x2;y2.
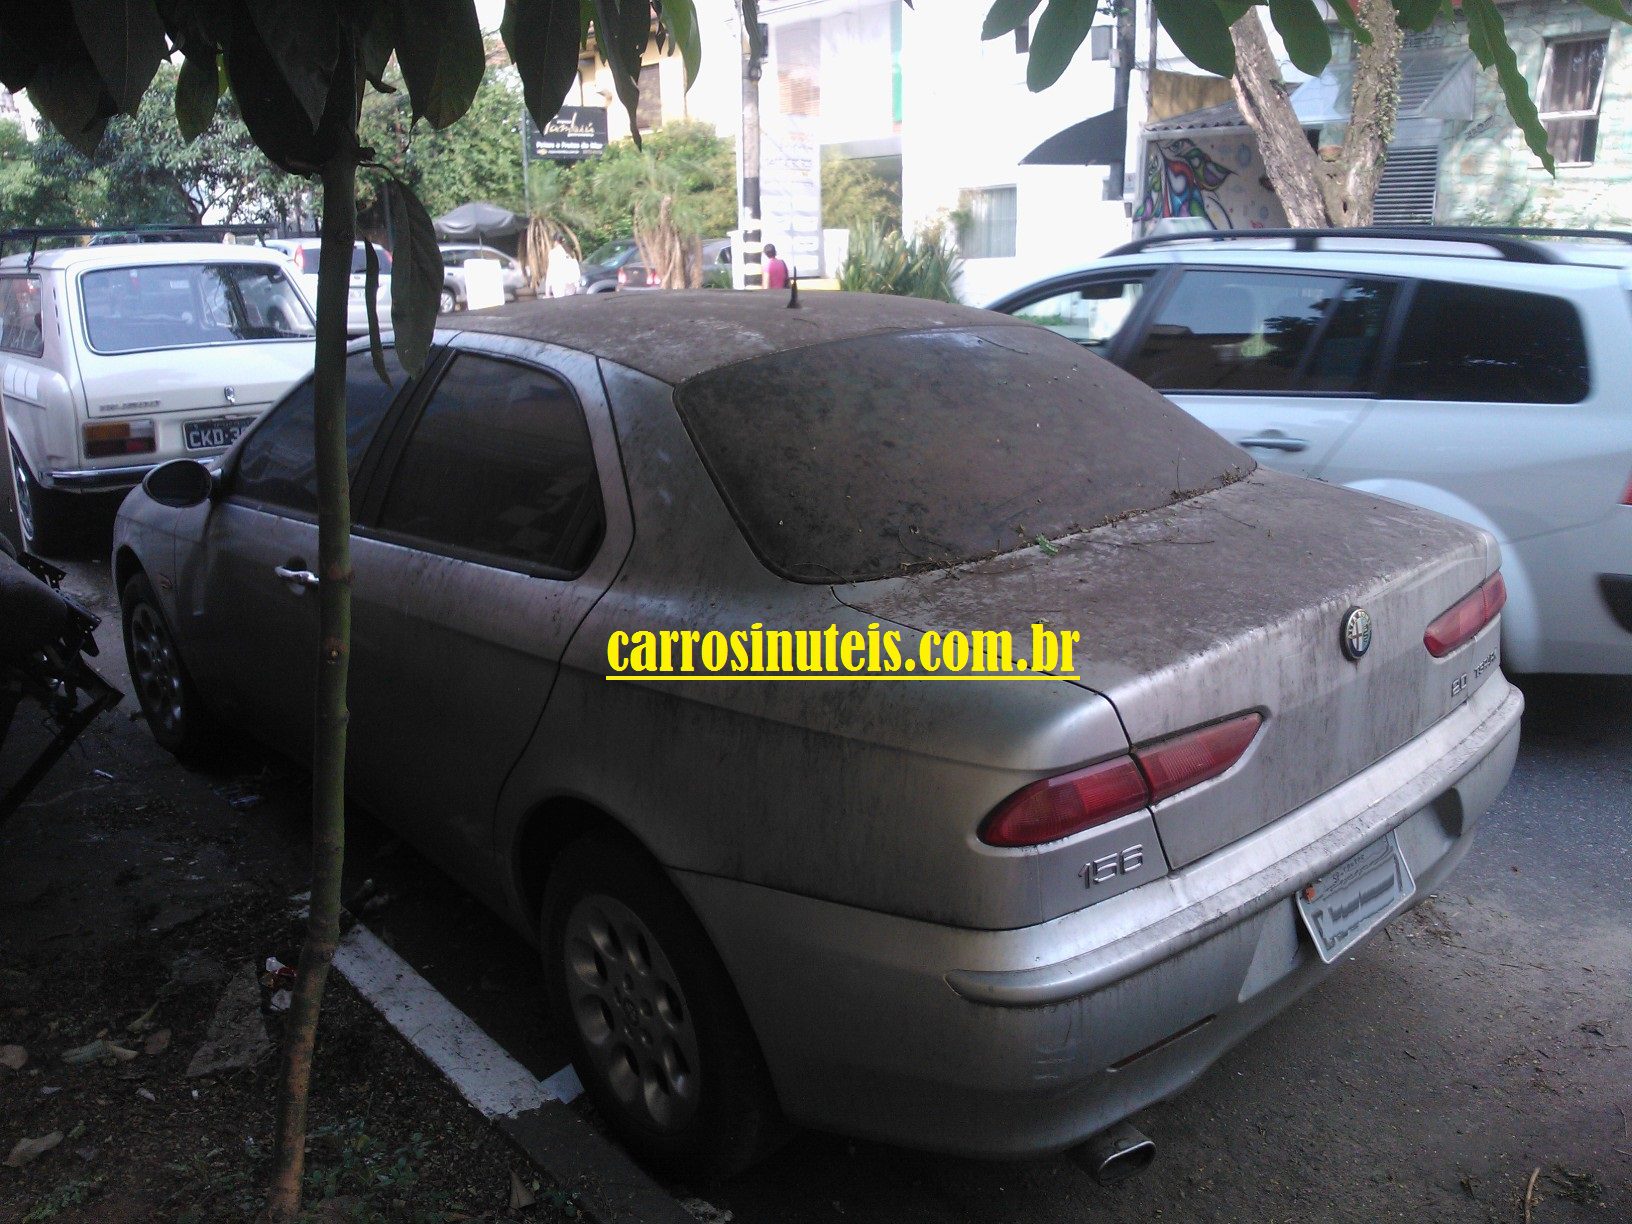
1295;830;1414;963
184;416;251;451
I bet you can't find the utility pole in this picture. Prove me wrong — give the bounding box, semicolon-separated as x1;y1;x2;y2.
1106;0;1137;202
739;9;765;289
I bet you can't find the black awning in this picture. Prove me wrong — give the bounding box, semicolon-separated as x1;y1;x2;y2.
1021;106;1128;166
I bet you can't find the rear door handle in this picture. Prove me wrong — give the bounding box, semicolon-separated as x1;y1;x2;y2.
1238;435;1310;452
273;564;319;588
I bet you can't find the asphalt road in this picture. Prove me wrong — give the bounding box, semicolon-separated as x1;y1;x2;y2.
10;550;1631;1224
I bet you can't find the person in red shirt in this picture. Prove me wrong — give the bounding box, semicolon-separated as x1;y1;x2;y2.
763;243;789;289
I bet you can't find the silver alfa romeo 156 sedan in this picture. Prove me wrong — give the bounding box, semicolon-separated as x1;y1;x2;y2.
112;291;1521;1178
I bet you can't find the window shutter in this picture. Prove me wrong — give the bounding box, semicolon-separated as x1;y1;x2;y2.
1372;147;1440;226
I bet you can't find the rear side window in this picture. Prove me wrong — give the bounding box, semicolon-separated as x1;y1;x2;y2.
1384;281;1589;404
1127;269;1360;393
376;354;602;575
0;275;43;355
675;326;1252;583
231;349;410;514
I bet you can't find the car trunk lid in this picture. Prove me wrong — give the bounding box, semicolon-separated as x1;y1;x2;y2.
836;469;1498;869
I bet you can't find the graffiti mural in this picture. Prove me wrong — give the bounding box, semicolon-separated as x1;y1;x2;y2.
1134;138;1236;227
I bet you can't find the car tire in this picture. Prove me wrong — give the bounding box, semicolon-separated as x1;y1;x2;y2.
8;439;75;556
439;288;458;315
120;573;220;761
541;832;784;1177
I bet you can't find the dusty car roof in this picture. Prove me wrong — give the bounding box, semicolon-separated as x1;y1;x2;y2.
450;289;1021;384
0;242;292;271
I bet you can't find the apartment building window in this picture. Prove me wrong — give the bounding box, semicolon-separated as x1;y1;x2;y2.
1539;34;1608;165
959;187;1018;259
777;21;821;117
636;63;662;131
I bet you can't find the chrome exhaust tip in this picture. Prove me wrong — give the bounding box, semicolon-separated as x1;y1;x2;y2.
1071;1121;1156;1185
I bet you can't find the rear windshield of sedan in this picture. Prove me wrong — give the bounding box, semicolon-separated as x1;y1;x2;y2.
674;326;1252;583
81;263;315;354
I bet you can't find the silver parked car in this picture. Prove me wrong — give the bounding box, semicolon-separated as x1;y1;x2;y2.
111;292;1521;1175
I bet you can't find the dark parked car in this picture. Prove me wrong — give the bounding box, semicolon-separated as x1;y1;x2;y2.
112;292;1520;1176
619;238;733;291
576;238;638;293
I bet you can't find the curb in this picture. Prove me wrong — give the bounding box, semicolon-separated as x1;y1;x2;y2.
332;920;694;1224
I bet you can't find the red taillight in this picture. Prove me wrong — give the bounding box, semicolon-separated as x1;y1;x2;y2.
293;246;307;272
979;756;1149;848
979;713;1261;848
1424;573;1506;658
83;419;155;458
617;268;628;284
1622;472;1632;505
1136;713;1263;803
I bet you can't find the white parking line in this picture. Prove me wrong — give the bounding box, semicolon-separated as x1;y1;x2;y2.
332;921;582;1116
333;920;693;1224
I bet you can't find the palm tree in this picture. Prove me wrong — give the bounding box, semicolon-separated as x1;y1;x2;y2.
522;160;590;293
591;148;709;289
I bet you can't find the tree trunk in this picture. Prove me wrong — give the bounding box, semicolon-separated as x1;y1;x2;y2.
1228;9;1327;226
1228;0;1403;227
266;115;358;1224
1324;0;1404;226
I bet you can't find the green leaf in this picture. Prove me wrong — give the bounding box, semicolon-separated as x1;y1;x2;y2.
70;0;166;116
360;6;397;93
1154;0;1235;77
1215;0;1255;26
362;239;389;384
1328;0;1371;48
1463;0;1554;174
1571;0;1632;21
1025;0;1096;92
247;2;340;135
657;0;702;89
503;0;584;132
1267;0;1330;75
28;60;112;156
1393;0;1441;32
593;0;652;140
393;0;485;129
982;0;1044;41
176;53;220;142
388;183;441;376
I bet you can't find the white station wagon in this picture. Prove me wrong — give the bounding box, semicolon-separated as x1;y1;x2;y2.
990;227;1632;676
1;241;315;552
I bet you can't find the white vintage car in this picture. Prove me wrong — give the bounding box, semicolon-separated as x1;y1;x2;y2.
1;240;316;553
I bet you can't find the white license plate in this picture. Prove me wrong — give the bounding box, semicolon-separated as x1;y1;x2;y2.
184;415;252;451
1295;830;1414;963
348;287;366;304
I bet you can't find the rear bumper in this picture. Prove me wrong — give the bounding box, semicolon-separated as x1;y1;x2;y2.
47;462;154;493
675;676;1522;1157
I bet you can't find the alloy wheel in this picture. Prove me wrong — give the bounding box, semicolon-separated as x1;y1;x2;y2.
563;893;702;1133
128;602;185;738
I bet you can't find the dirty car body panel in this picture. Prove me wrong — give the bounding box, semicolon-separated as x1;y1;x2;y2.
112;291;1521;1159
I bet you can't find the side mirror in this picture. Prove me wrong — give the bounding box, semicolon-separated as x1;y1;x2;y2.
142;459;215;509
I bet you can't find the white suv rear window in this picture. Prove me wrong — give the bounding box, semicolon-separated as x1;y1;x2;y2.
80;263;314;354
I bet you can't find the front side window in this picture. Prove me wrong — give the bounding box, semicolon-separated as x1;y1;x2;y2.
1539;35;1607;165
231;349;412;514
1126;269;1352;393
377;354;603;575
0;275;43;356
1385;282;1589;404
959;186;1017;259
1012;275;1149;354
81;263;315;354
